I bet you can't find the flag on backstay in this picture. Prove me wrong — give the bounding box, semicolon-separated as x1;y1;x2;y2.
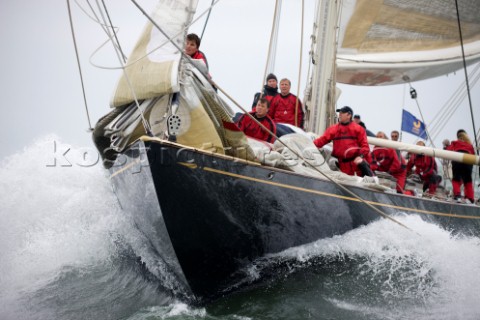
401;109;427;139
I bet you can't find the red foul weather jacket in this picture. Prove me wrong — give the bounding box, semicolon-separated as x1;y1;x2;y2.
371;146;403;174
445;140;475;155
313;121;372;163
269;93;304;128
237;112;277;143
406;153;437;180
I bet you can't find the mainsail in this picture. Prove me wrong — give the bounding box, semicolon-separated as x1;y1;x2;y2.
305;0;480;133
336;0;480;85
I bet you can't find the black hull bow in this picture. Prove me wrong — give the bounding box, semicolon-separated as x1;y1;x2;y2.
109;139;480;302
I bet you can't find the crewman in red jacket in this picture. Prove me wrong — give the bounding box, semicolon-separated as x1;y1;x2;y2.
443;129;476;203
237;98;277;143
313;106;373;177
370;131;407;193
269;78;304;128
185;33;209;69
406;141;439;195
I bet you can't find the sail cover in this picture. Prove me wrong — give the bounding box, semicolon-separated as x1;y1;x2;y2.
336;0;480;85
111;0;198;107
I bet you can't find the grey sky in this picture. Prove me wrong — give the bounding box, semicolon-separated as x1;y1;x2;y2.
1;0;478;160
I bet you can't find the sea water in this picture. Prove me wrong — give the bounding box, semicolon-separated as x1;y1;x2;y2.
1;136;480;320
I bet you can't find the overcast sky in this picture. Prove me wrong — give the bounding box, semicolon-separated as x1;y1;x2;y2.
1;0;479;160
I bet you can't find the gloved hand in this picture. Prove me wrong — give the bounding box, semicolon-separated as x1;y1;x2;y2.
442;139;450;147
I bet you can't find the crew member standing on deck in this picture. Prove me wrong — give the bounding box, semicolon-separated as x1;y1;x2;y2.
313;106;373;177
443;129;475;203
269;78;304;128
251;73;279;109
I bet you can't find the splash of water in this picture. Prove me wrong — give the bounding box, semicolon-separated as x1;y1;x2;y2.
0;136;175;319
250;214;480;319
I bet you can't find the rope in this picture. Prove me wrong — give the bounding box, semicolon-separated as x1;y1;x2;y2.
75;0;125;57
66;0;93;131
130;0;214;87
101;0;127;63
74;0;220;71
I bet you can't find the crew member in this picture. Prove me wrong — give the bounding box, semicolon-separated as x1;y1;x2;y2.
237;98;276;143
371;131;407;193
406;141;440;196
269;78;304;128
313;106;373;177
443;129;475;203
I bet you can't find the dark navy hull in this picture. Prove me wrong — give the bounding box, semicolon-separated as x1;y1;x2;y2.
109;139;480;302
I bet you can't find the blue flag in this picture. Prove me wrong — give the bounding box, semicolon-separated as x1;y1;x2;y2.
401;109;427;139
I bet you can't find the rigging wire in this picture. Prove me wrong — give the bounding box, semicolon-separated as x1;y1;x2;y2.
77;0;125;58
454;0;479;156
294;0;305;127
95;0;152;136
101;0;127;63
66;0;93;131
77;0;220;71
200;0;215;39
130;0;212;86
428;65;480;142
259;0;282;95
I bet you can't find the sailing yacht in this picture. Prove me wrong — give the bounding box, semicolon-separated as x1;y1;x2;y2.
69;0;480;302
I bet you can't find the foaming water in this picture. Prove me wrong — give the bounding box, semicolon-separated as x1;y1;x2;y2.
228;214;480;320
0;136;173;319
2;137;480;320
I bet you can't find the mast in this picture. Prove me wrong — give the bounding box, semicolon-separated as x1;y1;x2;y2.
303;0;339;135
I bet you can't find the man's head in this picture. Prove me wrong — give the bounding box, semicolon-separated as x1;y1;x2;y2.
376;131;388;139
391;130;399;141
353;114;361;124
336;106;353;124
266;73;278;89
185;33;201;56
457;131;471;144
457;129;467;138
255;98;270;117
279;78;291;95
416;141;426;147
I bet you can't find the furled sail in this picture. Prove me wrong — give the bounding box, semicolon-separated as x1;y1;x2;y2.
336;0;480;85
111;0;198;107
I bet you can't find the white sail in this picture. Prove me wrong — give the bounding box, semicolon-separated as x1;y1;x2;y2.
111;0;199;107
305;0;480;134
336;0;480;85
